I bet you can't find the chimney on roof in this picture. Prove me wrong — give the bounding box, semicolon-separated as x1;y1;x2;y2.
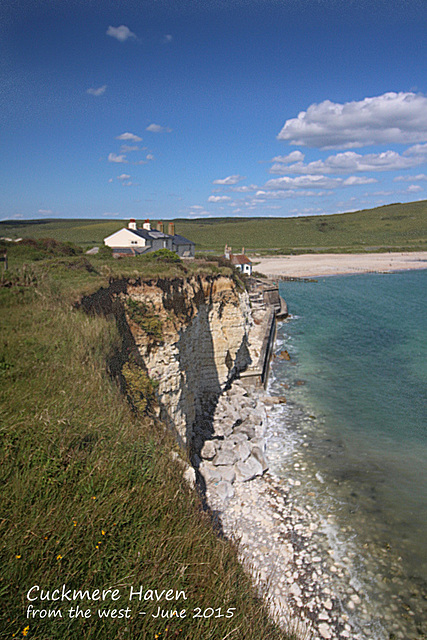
241;247;245;255
143;219;151;230
168;222;175;236
157;221;164;233
128;219;137;231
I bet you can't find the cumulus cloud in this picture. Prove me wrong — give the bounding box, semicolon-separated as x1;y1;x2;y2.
120;145;140;153
271;151;305;163
117;174;131;180
106;25;137;42
38;209;52;215
270;149;423;176
407;184;423;192
212;175;245;185
116;132;142;142
229;184;258;193
208;195;232;202
163;34;173;43
394;173;427;182
146;124;172;133
277;92;427;149
103;212;121;217
255;189;331;200
87;85;107;96
265;174;377;190
403;142;427;157
342;176;377;186
108;153;127;163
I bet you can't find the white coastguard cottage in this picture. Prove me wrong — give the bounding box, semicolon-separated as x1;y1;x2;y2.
224;244;252;275
104;219;195;258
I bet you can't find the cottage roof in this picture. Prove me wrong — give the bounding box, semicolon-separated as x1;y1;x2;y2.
230;254;251;265
172;234;195;246
128;228;170;240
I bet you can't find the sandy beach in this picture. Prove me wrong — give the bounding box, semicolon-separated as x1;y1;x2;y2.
254;251;427;278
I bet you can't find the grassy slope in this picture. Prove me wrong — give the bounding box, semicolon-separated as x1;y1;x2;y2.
0;248;290;640
1;200;426;253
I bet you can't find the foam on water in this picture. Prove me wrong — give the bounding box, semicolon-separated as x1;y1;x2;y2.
264;270;427;639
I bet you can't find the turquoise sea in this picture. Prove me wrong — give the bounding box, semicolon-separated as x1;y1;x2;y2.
268;269;427;639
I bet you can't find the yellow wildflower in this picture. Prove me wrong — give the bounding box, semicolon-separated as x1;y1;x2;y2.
56;554;62;560
15;555;21;559
22;626;30;636
101;530;105;535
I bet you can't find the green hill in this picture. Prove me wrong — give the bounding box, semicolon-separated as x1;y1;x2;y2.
1;199;426;254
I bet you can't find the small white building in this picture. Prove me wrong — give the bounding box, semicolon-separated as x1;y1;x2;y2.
224;244;252;275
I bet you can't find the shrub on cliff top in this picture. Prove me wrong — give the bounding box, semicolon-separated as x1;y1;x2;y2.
140;248;183;263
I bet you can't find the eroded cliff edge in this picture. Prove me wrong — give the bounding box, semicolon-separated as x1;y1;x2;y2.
81;273;264;456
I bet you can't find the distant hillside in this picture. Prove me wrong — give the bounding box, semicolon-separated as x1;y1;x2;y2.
1;200;426;254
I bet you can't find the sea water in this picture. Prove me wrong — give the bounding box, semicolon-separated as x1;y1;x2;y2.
267;269;427;639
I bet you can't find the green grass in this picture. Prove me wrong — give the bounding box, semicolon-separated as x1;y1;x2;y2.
0;247;292;640
1;199;426;253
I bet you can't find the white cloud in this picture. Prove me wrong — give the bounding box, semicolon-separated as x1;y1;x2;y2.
146;124;172;133
407;184;423;192
163;34;173;43
271;151;305;163
87;85;107;96
265;175;340;190
208;195;232;202
394;173;427;182
270;149;423;176
103;212;121;217
146;154;154;160
403;142;427;157
38;209;52;215
229;184;258;193
120;145;140;153
255;189;331;200
342;176;377;186
212;175;245;185
116;132;142;142
108;153;128;163
265;174;377;190
277;92;427;149
106;25;136;42
117;174;131;180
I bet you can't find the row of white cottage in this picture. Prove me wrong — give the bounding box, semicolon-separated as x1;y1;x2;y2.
104;219;195;258
104;220;252;275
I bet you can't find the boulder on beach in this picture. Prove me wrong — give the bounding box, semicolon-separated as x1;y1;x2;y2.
235;455;264;482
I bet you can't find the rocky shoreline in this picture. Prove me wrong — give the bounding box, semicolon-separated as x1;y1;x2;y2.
195;363;424;640
197;379;363;640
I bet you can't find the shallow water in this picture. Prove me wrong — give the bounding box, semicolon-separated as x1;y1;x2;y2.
266;269;427;639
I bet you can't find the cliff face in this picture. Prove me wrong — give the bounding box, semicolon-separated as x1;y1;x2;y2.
122;275;253;447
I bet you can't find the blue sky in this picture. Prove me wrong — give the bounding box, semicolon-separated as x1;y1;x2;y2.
1;0;427;221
